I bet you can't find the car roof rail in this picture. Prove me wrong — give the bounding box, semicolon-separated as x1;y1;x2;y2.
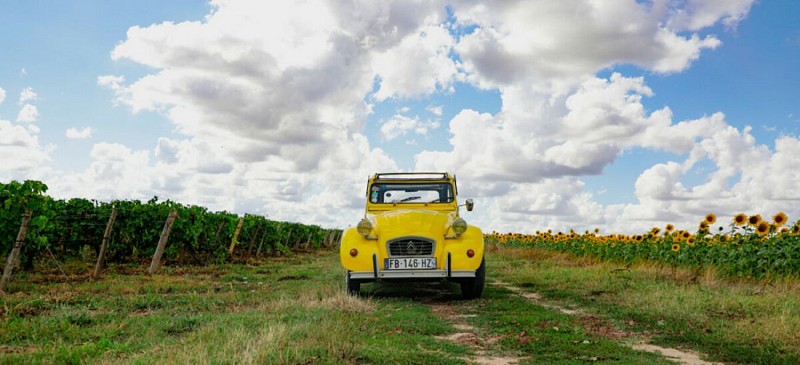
373;172;449;181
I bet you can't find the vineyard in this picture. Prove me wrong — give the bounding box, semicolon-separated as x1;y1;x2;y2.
488;212;800;279
1;180;340;291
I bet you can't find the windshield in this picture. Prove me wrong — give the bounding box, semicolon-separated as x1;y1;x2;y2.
369;183;454;204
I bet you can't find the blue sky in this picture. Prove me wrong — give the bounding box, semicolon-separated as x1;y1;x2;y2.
2;1;799;234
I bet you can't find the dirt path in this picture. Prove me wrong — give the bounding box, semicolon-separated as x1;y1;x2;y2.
400;281;523;365
429;301;523;365
492;280;723;365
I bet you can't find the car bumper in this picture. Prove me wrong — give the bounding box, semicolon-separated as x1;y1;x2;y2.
348;253;477;280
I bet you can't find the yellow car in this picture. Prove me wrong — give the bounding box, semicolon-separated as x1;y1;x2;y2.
339;172;485;299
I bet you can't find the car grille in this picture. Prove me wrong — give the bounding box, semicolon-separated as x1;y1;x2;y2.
388;237;435;256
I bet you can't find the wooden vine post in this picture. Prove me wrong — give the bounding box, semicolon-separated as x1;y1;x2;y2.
246;224;261;256
323;231;336;247
283;228;294;251
148;209;178;275
255;230;267;257
92;206;118;279
213;220;226;245
1;210;33;294
257;222;279;257
228;217;245;256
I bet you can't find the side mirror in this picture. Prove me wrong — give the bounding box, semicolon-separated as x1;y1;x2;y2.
465;199;474;212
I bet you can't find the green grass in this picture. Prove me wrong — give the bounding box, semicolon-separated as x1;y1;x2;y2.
1;251;469;364
490;245;800;365
3;247;797;364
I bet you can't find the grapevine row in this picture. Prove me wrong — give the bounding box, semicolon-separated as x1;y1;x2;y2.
1;180;341;271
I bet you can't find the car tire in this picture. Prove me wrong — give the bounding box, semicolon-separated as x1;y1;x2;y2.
460;257;485;299
345;270;361;296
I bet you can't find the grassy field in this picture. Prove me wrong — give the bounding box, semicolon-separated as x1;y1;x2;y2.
1;246;798;364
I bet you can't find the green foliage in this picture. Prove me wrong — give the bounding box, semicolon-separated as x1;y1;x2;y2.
1;180;53;268
0;180;342;268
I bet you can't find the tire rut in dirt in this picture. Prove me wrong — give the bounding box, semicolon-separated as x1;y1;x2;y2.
424;287;523;365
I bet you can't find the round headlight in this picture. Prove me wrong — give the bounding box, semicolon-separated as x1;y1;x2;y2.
452;218;467;236
357;218;372;237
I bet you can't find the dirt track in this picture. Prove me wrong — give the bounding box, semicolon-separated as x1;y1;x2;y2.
395;280;722;365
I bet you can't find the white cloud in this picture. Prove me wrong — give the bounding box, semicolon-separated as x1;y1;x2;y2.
0;119;53;175
47;131;400;229
82;0;446;228
416;74;663;184
664;0;754;31
0;87;6;104
409;0;764;234
451;0;732;91
53;143;152;201
19;87;37;104
103;0;444;174
372;24;458;100
16;103;39;123
380;114;439;141
97;75;129;106
49;0;791;236
613;124;799;233
427;105;443;116
65;127;94;139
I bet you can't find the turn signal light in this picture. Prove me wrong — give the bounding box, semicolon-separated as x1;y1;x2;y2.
466;249;475;258
350;248;358;257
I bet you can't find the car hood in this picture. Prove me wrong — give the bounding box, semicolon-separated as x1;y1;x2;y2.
367;209;457;239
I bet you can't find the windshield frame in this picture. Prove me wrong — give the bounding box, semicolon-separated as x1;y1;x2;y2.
367;181;456;208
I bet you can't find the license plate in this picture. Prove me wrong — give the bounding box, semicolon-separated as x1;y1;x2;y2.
384;257;437;270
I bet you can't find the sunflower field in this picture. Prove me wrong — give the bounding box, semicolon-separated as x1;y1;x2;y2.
487;212;800;279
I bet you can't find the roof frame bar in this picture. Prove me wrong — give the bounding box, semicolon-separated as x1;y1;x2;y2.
374;172;449;180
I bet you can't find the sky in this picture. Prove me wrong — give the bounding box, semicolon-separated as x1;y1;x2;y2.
2;0;800;235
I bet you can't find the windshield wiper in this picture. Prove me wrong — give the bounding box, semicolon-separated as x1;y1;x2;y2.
393;196;421;205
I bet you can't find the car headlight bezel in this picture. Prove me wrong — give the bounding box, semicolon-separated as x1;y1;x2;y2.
452;218;467;236
357;218;373;237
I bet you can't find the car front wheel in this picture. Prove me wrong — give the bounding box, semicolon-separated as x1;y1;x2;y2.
460;258;485;299
345;270;361;296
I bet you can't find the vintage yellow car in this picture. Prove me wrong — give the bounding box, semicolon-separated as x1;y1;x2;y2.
339;172;485;299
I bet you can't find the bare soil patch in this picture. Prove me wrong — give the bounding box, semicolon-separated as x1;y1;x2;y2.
417;284;523;365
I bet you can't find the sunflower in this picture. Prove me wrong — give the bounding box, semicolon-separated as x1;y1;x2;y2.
671;243;680;252
705;213;717;225
733;213;747;226
699;221;709;230
794;224;800;235
682;230;691;240
665;224;675;232
773;212;788;227
687;237;696;246
756;221;770;236
748;214;762;226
